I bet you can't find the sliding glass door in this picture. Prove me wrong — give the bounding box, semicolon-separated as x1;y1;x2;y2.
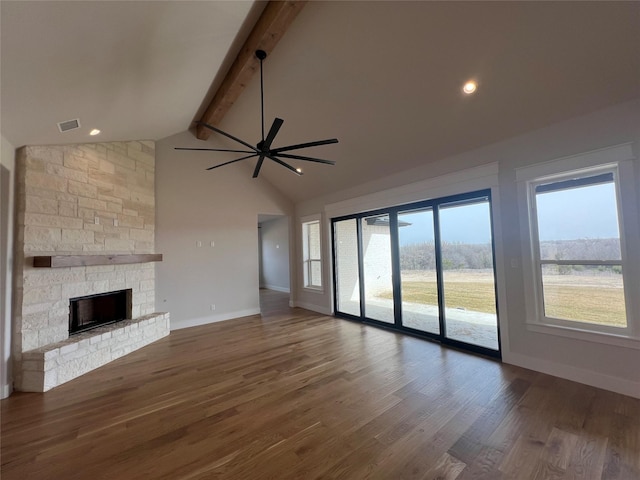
334;218;360;317
332;190;500;357
361;215;395;324
438;199;498;350
397;208;440;335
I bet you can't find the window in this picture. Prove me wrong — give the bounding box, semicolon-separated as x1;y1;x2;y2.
532;170;626;328
518;143;639;344
302;219;322;289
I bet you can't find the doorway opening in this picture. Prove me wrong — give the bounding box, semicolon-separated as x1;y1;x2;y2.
258;214;291;313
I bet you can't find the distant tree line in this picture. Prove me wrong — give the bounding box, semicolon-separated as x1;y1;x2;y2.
400;242;492;270
400;238;621;272
541;238;621;275
540;238;620;262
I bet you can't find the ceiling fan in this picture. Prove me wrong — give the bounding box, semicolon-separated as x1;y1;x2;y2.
176;50;338;178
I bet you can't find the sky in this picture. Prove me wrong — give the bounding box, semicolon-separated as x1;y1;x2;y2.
396;182;620;246
398;202;492;245
536;182;620;242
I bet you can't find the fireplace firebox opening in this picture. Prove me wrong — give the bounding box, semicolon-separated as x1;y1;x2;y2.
69;289;132;335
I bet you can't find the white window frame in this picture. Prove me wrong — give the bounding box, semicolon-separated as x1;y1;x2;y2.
517;143;640;349
302;215;323;292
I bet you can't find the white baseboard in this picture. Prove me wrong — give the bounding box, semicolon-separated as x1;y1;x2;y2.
293;301;332;316
503;351;640;399
1;382;12;399
263;285;290;293
170;308;261;331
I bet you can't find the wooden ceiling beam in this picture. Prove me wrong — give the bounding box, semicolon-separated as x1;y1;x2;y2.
195;1;307;140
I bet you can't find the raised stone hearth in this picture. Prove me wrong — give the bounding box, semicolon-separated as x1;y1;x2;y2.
12;141;170;392
21;313;169;392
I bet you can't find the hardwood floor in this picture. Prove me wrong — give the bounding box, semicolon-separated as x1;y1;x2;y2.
2;290;639;479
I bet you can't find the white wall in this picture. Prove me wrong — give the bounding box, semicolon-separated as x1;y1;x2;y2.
1;134;15;398
155;131;294;330
294;100;640;398
259;217;290;293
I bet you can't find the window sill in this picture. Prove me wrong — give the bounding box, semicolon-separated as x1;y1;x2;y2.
303;286;324;294
526;321;640;350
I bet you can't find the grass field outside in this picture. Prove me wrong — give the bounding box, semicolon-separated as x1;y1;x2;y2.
542;284;626;327
380;269;626;328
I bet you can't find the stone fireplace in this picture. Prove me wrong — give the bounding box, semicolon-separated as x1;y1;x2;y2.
12;141;170;392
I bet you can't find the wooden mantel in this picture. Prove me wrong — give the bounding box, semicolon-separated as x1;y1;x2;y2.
33;254;163;268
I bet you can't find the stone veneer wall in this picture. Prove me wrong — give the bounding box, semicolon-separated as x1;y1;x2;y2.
12;141;168;391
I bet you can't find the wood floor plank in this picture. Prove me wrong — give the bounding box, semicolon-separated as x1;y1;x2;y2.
1;290;638;480
498;433;549;478
542;427;581;471
422;452;467;480
601;411;640;480
455;445;506;480
564;436;607;480
366;400;485;480
447;376;530;465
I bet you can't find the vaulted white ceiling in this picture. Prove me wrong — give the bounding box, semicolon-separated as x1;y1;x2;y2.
0;0;260;146
3;1;639;203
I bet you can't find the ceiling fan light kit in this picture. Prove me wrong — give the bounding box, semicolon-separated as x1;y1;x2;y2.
177;50;338;178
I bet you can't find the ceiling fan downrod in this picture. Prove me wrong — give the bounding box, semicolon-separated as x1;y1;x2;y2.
256;49;267;145
176;48;338;178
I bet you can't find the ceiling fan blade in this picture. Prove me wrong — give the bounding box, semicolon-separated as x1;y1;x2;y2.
263;118;284;149
175;147;255;154
266;155;303;176
206;153;258;171
252;155;266;178
276;153;336;165
271;138;338;154
196;121;259;152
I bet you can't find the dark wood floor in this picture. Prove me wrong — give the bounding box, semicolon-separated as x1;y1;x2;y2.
2;290;639;479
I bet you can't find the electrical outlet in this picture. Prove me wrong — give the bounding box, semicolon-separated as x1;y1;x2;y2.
94;216;99;225
196;240;202;247
210;304;216;311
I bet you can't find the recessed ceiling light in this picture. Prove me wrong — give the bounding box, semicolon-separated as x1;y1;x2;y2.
89;129;101;136
462;81;477;95
295;168;302;173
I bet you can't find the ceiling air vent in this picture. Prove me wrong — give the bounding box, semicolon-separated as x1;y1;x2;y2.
57;118;81;133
